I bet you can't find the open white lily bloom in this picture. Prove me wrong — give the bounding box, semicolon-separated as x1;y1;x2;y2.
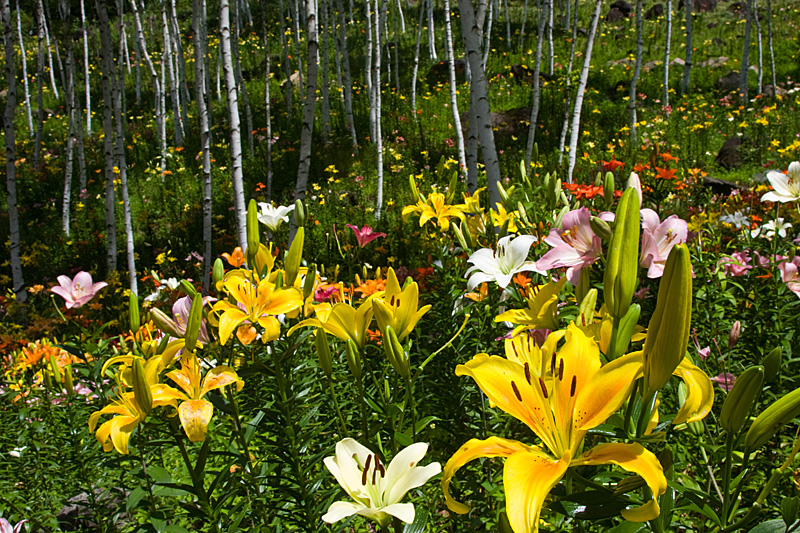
761;161;800;203
322;438;441;527
257;202;295;232
465;234;542;291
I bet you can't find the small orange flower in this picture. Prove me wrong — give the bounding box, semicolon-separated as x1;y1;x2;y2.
222;247;245;267
513;272;532;289
354;277;387;298
236;324;258;345
601;156;624;172
655;167;678;180
633;162;651;173
465;283;489;302
660;153;679;164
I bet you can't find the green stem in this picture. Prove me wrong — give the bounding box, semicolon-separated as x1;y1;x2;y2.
623;379;640;435
327;378;349;438
636;389;658;437
722;433;734;526
405;375;417;442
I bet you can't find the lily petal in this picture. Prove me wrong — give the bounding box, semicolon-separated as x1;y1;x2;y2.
672;357;714;425
322;501;364;523
385;442;441;505
178;399;214;442
504;448;571;533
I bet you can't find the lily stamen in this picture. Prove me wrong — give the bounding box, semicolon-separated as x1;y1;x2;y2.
511;381;523;402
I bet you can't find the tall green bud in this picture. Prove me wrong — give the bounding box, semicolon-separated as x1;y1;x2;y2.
604;187;640;319
315;330;333;379
345;339;362;379
131;357;153;416
642;244;693;395
212;258;225;286
246;199;260;254
721;365;764;435
184;294;204;353
294;199;307;227
129;292;140;332
284;227;305;287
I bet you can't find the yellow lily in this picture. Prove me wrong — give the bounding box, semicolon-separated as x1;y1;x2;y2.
495;277;567;334
372;268;431;340
289;297;375;350
442;325;666;533
89;367;177;455
402;192;466;231
212;271;303;345
157;353;243;442
491;203;519;233
577;304;647;356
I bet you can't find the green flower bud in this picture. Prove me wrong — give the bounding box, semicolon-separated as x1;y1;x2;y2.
303;263;317;301
762;347;782;382
594;171;603;187
315;329;333;379
384;326;411;379
49;355;62;386
345;339;362;379
184;294;204;353
721;365;764;435
149;308;184;338
607;304;641;360
247;199;260;255
180;279;198;299
452;222;471;252
131;357;153;416
589;216;612;241
63;365;74;396
577;288;598;326
293;199;307;228
129;292;140;333
745;386;800;451
212;258;225;286
604;187;640;319
604;172;616;208
284;227;305;287
643;244;692;395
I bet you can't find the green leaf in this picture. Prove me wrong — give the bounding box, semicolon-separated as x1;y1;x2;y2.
606;522;647;533
164;526;191;533
403;507;428;533
551;490;630;519
126;487;148;512
394;430;413;448
749;519;788;533
146;465;171;484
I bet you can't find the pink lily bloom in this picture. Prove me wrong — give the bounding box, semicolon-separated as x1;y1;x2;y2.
535;208;601;286
639;209;688;278
346;224;387;248
171;296;211;343
711;372;736;392
0;518;27;533
50;271;108;309
778;256;800;298
718;251;753;277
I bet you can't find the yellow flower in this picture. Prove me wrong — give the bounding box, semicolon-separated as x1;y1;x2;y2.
490;203;519;233
289;298;376;350
402;192;466;231
372;268;431;340
442;326;666;533
495;278;566;334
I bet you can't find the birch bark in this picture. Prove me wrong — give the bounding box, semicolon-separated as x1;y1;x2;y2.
3;0;26;301
681;0;692;95
411;0;423;114
557;0;578;163
525;0;547;167
96;0;117;271
663;0;672;106
739;0;753;102
628;0;643;146
34;0;45;169
321;0;331;141
374;0;385;219
336;0;358;149
766;0;775;91
17;1;33;136
220;0;248;250
80;0;90;132
194;0;213;293
62;10;75;236
444;0;466;173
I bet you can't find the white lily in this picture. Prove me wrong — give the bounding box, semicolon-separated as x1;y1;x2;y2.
761;161;800;203
751;218;793;240
257;202;295;233
322;438;441;527
465;234;542;291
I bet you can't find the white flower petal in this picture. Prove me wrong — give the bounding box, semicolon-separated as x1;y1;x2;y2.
322;501;363;523
386;462;442;506
380;502;416;524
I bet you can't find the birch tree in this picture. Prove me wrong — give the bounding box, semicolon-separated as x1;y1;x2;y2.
293;0;319;230
557;0;579;163
34;0;45;169
754;0;762;95
427;0;437;59
373;0;385;219
278;0;293;111
321;0;331;142
444;0;466;173
42;2;59;99
525;0;548;167
162;0;183;146
567;0;603;183
3;0;26;301
411;0;424;113
459;0;502;209
96;0;117;271
231;0;254;156
663;0;672;106
766;0;775;91
336;0;358;149
738;0;753;101
220;0;247;250
61;0;75;235
16;1;33;136
681;0;692;95
80;0;90;132
261;1;274;200
195;0;213;293
365;0;375;140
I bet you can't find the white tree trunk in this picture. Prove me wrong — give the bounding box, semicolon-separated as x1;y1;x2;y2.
739;0;753;101
754;0;762;95
220;0;248;250
278;0;293;112
96;0;117;271
427;0;437;59
459;0;502;208
321;0;331;141
34;0;44;169
374;0;385;219
169;0;190;128
80;0;90;133
663;0;672;106
482;0;492;67
62;30;76;236
411;0;424;114
681;0;692;95
336;0;358;149
3;0;26;301
766;0;775;91
195;0;213;293
628;0;643;146
567;0;602;183
503;0;510;48
444;0;466;173
162;0;183;146
365;0;375;140
261;0;274;200
231;0;254;156
525;0;547;167
519;0;528;49
557;0;579;164
42;3;58;99
16;1;33;137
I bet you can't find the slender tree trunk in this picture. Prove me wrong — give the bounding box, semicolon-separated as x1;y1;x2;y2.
482;0;492;67
466;88;479;192
321;0;331;141
292;0;319;239
278;0;293;112
231;0;254;156
80;0;90;133
681;0;692;95
374;0;385;219
75;78;87;194
459;0;501;208
34;0;45;169
331;0;343;95
503;0;510;48
134;16;141;104
663;0;672;106
525;0;547;167
336;0;358;149
739;0;753;102
557;0;579;163
3;0;26;301
96;0;117;272
62;14;75;236
411;0;424;114
392;0;400;93
567;0;602;183
115;0;136;295
444;0;466;173
162;0;183;146
628;0;643;146
291;0;304;91
169;0;190;128
261;0;274;201
220;0;248;250
130;0;166;171
427;0;437;58
42;3;59;99
519;0;528;49
547;0;553;75
754;0;762;95
366;0;375;140
766;0;775;91
194;0;213;293
16;1;33;137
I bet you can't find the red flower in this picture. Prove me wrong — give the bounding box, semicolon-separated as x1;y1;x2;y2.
601;156;625;172
655;167;677;180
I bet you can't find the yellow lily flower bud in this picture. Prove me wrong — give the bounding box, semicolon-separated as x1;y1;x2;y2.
184;294;204;353
643;244;692;395
384;326;411;379
64;364;74;396
745;387;800;451
284;227;305;287
247;199;260;256
294;199;306;227
721;365;764;435
212;258;225;285
762;347;782;382
131;357;153;416
303;263;317;301
315;330;333;379
49;354;62;385
345;339;362;380
604;187;640;319
129;292;140;333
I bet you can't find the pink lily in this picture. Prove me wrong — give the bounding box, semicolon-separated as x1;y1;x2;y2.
639;209;688;278
718;251;753;277
0;518;27;533
535;207;601;286
346;224;387;248
50;271;108;309
711;372;736;392
778;257;800;298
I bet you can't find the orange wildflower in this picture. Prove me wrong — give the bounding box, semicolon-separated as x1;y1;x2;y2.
655;167;678;180
222;247;246;267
